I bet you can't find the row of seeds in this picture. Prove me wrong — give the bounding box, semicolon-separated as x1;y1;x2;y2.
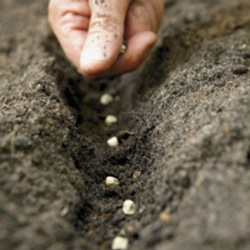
101;93;136;250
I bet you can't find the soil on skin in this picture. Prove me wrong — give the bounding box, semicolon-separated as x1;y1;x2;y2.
1;0;250;249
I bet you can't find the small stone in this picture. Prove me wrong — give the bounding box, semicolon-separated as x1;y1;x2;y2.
122;200;136;215
240;44;247;49
119;229;126;236
132;171;141;179
60;206;69;217
107;137;119;147
10;173;21;182
125;224;135;234
221;122;230;133
159;212;172;224
105;176;119;187
112;236;129;250
105;115;118;126
100;94;114;105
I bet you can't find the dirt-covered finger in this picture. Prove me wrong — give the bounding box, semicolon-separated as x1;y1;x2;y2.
84;31;157;78
79;0;132;76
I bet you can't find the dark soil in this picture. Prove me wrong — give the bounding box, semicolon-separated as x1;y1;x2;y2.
1;0;250;249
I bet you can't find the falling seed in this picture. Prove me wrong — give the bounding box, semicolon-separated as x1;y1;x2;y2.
112;236;129;250
123;199;136;215
105;115;118;126
100;94;114;105
107;137;119;147
105;176;119;187
120;44;127;54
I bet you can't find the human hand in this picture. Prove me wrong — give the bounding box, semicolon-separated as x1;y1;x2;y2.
48;0;163;79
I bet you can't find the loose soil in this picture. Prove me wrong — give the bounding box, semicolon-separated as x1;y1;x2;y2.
1;0;250;249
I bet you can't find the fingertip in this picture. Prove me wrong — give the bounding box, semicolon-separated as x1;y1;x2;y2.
79;0;130;78
92;31;157;78
79;46;118;76
144;31;157;47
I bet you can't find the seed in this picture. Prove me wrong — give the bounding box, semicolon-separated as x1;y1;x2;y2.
112;236;129;250
120;44;127;54
107;137;119;147
100;94;114;105
105;176;119;187
105;115;118;126
122;199;136;215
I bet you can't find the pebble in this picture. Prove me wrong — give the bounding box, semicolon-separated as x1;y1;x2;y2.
100;94;114;105
240;44;247;49
107;137;119;147
112;236;129;250
105;176;119;187
122;200;136;215
105;115;118;126
222;122;230;133
132;171;141;179
159;212;172;224
60;206;69;217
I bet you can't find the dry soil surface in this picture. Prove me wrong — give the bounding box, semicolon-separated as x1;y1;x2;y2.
1;0;250;249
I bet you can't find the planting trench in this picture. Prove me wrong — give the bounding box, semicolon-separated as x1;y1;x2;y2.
1;0;250;249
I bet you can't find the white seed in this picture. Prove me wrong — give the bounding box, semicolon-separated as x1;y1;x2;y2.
107;137;119;147
122;199;136;215
105;176;119;187
112;236;129;250
105;115;118;126
100;94;114;105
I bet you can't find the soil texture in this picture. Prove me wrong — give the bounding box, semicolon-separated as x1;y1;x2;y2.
1;0;250;249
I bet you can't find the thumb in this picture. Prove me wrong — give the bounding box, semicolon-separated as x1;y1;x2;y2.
80;0;131;76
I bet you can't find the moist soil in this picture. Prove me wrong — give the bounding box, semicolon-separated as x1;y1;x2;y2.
1;0;250;249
